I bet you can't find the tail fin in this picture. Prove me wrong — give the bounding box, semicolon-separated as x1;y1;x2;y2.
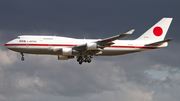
136;18;173;41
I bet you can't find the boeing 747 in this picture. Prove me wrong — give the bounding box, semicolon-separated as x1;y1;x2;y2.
5;18;173;64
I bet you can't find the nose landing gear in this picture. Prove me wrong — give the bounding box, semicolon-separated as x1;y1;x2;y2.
20;53;25;61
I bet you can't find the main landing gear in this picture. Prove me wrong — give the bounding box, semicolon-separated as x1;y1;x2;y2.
20;53;25;61
77;56;92;65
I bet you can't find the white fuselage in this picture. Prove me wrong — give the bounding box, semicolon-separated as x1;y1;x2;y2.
3;18;172;64
4;35;167;56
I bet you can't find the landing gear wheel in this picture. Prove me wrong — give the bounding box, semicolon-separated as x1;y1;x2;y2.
77;56;82;62
79;61;82;65
77;56;84;65
79;59;83;65
87;59;91;63
85;57;91;63
21;57;25;61
20;53;25;61
77;55;93;64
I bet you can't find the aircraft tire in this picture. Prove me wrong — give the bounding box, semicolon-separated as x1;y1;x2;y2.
79;59;83;65
87;59;91;63
21;57;25;61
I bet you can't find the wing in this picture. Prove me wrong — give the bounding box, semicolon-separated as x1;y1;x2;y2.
98;29;135;43
73;29;135;55
97;29;135;47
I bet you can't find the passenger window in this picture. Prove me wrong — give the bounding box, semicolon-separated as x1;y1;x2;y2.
19;40;26;42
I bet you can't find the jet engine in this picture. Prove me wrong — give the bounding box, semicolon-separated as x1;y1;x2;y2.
62;48;73;55
86;43;98;50
86;43;104;50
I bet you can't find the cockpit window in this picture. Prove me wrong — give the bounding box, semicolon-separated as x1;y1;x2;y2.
16;37;20;39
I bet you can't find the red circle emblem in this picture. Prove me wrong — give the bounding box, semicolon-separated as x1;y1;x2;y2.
153;26;163;36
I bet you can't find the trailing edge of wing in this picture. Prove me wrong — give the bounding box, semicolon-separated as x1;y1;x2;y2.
145;38;173;46
98;29;135;43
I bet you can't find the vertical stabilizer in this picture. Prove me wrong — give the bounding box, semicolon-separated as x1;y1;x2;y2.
136;18;173;41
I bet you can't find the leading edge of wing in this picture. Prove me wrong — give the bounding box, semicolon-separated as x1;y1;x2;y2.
98;29;135;43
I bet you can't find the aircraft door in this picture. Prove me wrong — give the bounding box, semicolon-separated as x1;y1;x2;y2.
26;40;29;48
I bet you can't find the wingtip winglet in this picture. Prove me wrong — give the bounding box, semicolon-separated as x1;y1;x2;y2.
126;29;135;35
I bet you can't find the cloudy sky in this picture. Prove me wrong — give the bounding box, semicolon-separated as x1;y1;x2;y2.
0;0;180;101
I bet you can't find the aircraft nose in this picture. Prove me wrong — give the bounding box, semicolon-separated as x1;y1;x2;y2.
4;43;9;49
4;42;12;49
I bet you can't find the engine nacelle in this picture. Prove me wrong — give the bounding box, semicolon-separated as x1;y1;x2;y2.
62;48;73;55
58;55;74;60
86;43;98;50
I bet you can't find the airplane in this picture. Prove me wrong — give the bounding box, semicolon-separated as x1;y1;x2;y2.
5;18;173;65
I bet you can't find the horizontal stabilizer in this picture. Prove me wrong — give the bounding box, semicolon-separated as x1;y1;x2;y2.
145;38;173;46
